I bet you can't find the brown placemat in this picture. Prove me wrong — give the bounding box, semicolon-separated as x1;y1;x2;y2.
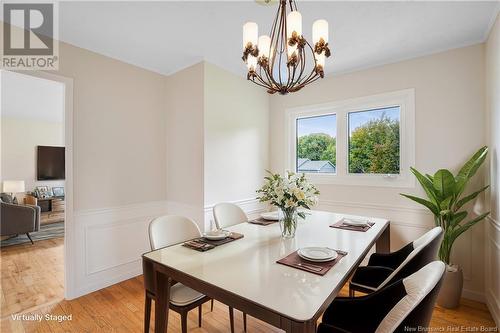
330;220;374;232
249;218;277;226
195;232;244;245
277;249;347;276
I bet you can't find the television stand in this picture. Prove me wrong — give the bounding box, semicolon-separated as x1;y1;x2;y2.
38;197;65;225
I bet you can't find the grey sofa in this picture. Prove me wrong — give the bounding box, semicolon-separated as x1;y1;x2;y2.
1;197;40;244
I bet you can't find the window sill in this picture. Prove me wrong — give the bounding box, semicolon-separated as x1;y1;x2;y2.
302;173;415;188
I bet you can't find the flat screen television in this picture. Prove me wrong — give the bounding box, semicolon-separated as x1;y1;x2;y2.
37;146;65;180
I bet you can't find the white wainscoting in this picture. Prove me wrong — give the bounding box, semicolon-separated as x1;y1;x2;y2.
204;198;267;230
485;217;500;326
317;199;486;302
70;201;168;298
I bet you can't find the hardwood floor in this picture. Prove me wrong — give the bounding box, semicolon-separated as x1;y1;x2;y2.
1;238;497;332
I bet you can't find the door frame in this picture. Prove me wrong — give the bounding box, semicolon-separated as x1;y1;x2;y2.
3;69;76;299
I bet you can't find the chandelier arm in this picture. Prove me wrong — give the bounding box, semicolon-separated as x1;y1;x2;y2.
277;2;287;87
250;75;274;90
294;42;317;85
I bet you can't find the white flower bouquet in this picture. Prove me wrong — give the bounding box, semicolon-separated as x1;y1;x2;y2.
257;171;320;237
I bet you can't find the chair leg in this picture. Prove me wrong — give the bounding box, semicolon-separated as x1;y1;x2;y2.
144;295;152;333
198;304;202;327
349;286;355;298
229;306;235;333
181;311;188;333
243;312;247;332
211;299;214;311
26;233;34;244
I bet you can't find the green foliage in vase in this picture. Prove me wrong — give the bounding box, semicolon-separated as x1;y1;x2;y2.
401;146;490;264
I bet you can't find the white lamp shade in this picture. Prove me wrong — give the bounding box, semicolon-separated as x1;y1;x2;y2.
247;55;257;71
258;35;272;58
3;180;25;193
243;22;258;48
287;44;298;59
315;53;326;69
286;11;302;39
313;19;329;45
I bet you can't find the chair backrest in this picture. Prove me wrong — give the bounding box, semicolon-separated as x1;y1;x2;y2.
144;215;201;294
376;261;445;333
148;215;201;250
378;227;443;290
213;203;248;229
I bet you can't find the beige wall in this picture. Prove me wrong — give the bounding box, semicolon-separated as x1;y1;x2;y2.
485;13;500;325
269;44;487;299
204;62;269;206
1;117;64;191
54;41;167;211
165;62;205;225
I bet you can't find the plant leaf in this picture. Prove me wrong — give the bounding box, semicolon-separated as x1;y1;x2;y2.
449;211;467;229
433;169;456;200
410;167;439;205
455;185;489;210
455;146;488;195
449;212;490;245
400;194;439;215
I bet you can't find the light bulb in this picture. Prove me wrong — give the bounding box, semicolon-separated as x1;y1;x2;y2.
287;44;298;60
313;19;328;45
286;11;302;39
258;35;271;59
243;22;258;49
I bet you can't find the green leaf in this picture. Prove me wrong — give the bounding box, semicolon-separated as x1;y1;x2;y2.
455;146;488;195
455;185;489;210
433;169;456;200
439;196;453;211
449;211;467;229
400;194;439;215
449;212;490;245
298;212;306;219
410;167;439;205
425;174;434;182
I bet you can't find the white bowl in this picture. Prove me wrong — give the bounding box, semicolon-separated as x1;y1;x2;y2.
203;230;230;240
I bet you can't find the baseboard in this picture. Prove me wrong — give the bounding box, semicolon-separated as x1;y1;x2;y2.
486;290;500;327
462;289;486;303
74;261;143;298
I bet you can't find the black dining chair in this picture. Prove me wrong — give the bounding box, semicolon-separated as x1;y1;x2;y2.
349;226;443;296
318;261;446;333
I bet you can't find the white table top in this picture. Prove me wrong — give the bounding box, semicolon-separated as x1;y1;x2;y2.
143;210;389;321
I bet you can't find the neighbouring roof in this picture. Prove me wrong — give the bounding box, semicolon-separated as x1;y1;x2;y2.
297;159;336;173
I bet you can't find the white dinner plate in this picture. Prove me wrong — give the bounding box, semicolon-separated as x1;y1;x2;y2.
340;217;370;227
260;211;280;221
298;247;337;262
203;230;230;240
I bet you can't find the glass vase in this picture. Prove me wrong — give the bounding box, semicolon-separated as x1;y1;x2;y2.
279;207;298;238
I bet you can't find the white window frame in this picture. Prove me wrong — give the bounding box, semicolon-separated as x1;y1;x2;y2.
285;89;415;188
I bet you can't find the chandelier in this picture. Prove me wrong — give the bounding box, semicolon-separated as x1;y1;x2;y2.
242;0;331;95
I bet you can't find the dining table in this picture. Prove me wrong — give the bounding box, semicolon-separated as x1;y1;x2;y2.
142;210;390;333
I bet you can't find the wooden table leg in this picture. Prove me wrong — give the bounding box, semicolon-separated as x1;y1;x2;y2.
154;268;171;333
376;223;391;253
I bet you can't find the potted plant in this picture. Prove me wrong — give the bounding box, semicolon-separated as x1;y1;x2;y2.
401;146;490;308
257;171;319;238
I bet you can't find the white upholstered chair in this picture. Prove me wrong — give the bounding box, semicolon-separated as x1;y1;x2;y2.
213;202;248;229
212;203;249;332
144;215;218;333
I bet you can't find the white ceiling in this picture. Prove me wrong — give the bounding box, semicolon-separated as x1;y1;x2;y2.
1;71;64;122
57;1;499;77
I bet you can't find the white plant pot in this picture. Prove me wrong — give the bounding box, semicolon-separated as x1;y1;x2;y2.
437;264;463;309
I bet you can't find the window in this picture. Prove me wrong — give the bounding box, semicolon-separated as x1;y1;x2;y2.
348;106;400;175
286;89;415;187
296;114;336;174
